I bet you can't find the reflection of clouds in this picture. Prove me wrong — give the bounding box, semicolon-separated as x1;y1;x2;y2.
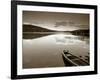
24;33;89;45
54;34;75;45
54;34;89;45
55;37;66;43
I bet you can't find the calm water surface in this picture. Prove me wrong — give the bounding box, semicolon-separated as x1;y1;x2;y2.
23;33;89;68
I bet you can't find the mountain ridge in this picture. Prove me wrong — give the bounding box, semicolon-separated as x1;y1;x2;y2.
23;24;89;34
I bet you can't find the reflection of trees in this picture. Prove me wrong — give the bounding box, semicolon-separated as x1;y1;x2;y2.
71;29;89;36
23;33;51;39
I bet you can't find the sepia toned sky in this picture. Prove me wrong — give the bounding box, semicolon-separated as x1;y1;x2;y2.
23;11;89;31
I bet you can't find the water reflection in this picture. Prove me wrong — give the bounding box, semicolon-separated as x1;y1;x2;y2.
54;34;89;45
23;33;89;68
23;33;51;39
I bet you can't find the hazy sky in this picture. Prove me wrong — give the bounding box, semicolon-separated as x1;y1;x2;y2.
23;11;89;31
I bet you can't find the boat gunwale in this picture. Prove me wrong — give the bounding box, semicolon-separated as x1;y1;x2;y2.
62;51;89;66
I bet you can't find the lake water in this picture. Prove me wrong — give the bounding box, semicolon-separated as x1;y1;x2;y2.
23;33;89;68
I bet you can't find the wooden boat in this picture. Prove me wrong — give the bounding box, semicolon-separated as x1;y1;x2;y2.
62;50;89;66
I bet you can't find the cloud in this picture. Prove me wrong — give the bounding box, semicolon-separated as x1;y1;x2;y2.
54;21;76;27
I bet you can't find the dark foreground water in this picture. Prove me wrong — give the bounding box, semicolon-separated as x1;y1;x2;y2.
23;33;89;68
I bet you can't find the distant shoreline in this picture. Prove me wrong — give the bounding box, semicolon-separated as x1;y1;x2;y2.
23;32;71;34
